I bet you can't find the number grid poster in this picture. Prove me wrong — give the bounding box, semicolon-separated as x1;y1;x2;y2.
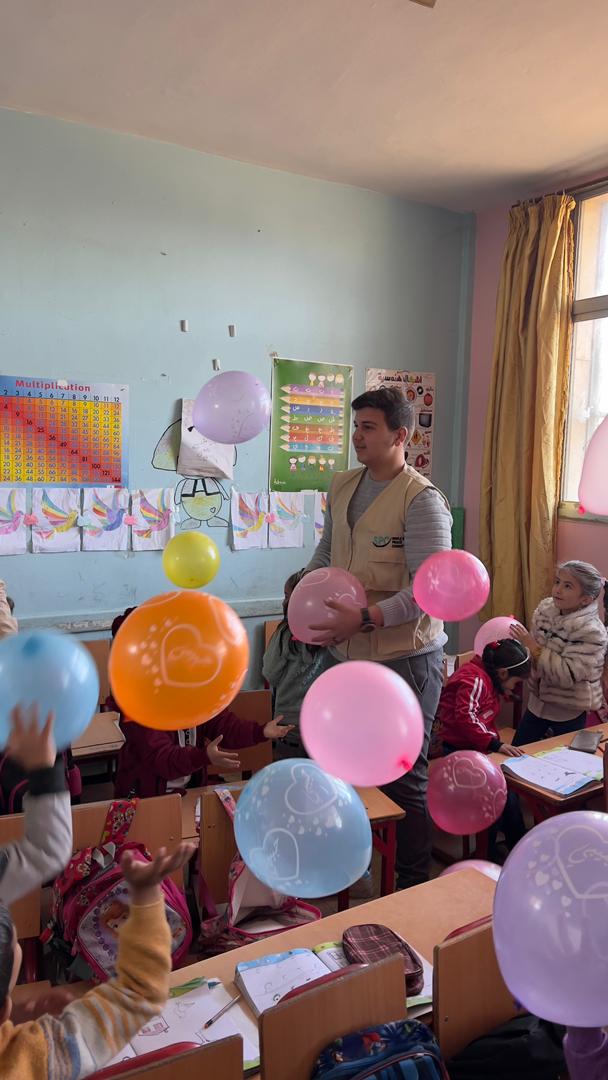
0;375;129;487
365;368;435;477
269;358;353;492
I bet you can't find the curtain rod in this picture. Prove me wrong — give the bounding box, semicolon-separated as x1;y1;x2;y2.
511;172;608;209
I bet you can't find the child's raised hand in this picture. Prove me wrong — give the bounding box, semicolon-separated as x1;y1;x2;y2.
6;704;57;773
264;716;294;740
206;734;241;771
121;843;196;907
509;622;539;658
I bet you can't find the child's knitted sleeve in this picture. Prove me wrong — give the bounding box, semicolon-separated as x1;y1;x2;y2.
0;762;72;906
39;900;171;1077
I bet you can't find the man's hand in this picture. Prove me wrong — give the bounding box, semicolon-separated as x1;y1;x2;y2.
499;743;525;758
206;735;241;772
122;843;196;907
6;704;56;773
309;600;366;645
264;716;294;740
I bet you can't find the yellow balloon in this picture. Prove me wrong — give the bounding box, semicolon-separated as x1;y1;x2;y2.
162;532;220;589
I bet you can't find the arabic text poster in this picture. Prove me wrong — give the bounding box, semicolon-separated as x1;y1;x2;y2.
365;369;435;477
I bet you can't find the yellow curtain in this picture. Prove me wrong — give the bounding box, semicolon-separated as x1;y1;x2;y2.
479;194;575;626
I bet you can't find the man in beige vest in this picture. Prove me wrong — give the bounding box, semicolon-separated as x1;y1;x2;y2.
305;386;452;890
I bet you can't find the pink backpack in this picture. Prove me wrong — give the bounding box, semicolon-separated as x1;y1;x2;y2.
197;788;320;954
42;799;192;982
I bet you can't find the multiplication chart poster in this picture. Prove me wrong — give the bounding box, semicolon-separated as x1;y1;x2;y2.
365;368;436;478
269;358;353;492
0;376;129;486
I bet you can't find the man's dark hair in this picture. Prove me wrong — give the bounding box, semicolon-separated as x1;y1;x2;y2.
351;386;415;434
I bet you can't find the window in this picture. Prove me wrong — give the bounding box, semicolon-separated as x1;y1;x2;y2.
561;190;608;512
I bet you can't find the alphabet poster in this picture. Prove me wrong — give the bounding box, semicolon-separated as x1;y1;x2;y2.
365;369;436;478
269;358;353;492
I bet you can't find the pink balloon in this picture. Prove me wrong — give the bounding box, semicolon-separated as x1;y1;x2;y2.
192;370;271;444
493;811;608;1027
428;751;507;835
287;568;366;645
579;415;608;515
474;615;518;657
301;660;424;786
413;550;490;622
440;859;502;883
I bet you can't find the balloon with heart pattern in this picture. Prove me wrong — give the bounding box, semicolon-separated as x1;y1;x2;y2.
109;590;249;730
234;759;372;897
427;750;507;835
493;811;608;1027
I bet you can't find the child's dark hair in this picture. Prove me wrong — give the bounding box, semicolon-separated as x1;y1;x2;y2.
111;606;137;640
0;905;14;1006
482;639;531;694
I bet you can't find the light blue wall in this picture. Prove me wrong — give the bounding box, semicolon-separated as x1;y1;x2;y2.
0;109;473;671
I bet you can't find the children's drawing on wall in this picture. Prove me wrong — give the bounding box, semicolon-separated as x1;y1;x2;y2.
268;492;306;549
31;488;81;553
231;490;269;550
81;488;131;552
131;488;175;550
0;488;30;556
152;400;237;533
314;490;327;543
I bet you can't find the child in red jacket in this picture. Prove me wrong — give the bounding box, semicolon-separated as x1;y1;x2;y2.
437;639;531;859
108;608;292;799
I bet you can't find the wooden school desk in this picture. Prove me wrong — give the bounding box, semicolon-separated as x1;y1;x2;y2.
490;721;608;819
72;710;125;763
168;869;495;1080
181;783;405;905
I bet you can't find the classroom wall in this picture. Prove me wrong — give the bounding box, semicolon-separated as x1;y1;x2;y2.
0;109;474;673
461;200;608;647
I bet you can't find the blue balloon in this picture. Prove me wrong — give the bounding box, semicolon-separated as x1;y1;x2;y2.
234;759;372;898
0;631;100;751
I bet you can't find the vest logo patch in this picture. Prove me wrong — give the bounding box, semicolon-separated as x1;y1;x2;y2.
372;536;391;547
391;537;404;549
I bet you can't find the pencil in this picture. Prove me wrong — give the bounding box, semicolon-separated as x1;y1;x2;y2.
203;993;242;1029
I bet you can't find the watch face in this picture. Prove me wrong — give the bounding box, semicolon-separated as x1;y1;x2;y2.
361;622;375;634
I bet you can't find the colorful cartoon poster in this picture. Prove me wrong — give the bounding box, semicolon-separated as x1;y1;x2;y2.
230;491;269;550
131;488;176;551
81;488;131;551
0;488;29;555
269;358;353;492
31;487;81;553
365;369;436;478
0;375;128;486
268;492;306;549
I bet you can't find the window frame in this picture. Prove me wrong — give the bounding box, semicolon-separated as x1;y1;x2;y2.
559;183;608;523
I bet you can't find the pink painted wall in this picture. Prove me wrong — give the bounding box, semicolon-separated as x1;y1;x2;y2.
461;202;608;647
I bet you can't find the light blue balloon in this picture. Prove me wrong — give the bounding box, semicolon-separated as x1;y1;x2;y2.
234;758;372;898
0;631;100;752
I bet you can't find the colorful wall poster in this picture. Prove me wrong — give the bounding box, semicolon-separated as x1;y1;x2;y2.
269;358;353;492
365;369;436;478
313;490;327;544
31;487;81;553
230;490;269;550
268;492;306;549
131;488;176;551
0;489;29;556
81;488;131;551
0;376;129;487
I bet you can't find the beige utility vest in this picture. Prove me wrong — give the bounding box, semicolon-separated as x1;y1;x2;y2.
330;465;448;661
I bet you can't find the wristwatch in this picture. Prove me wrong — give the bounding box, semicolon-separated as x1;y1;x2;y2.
360;607;375;634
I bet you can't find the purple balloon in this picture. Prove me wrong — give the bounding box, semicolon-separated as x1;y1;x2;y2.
493;811;608;1027
192;371;271;444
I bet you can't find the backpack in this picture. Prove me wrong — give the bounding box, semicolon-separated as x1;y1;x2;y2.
0;750;82;814
41;798;192;982
446;1013;566;1079
197;787;321;954
312;1020;448;1079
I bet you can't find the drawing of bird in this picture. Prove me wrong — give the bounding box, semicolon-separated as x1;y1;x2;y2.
36;490;79;539
0;490;24;535
314;493;327;537
83;489;131;536
134;490;172;539
234;493;267;539
269;496;306;536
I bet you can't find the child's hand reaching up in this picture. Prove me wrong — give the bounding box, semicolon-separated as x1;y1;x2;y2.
121;843;196;908
6;704;56;772
264;715;294;740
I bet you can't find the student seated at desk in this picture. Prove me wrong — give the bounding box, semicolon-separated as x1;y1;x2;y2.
109;608;292;798
0;839;194;1078
437;640;530;858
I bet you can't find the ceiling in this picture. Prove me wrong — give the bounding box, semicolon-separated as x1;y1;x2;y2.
2;0;608;211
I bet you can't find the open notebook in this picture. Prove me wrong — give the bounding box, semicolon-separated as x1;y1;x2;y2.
105;977;260;1073
235;943;434;1019
502;746;603;796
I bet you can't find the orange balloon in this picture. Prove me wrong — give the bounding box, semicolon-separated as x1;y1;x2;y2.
109;590;249;730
